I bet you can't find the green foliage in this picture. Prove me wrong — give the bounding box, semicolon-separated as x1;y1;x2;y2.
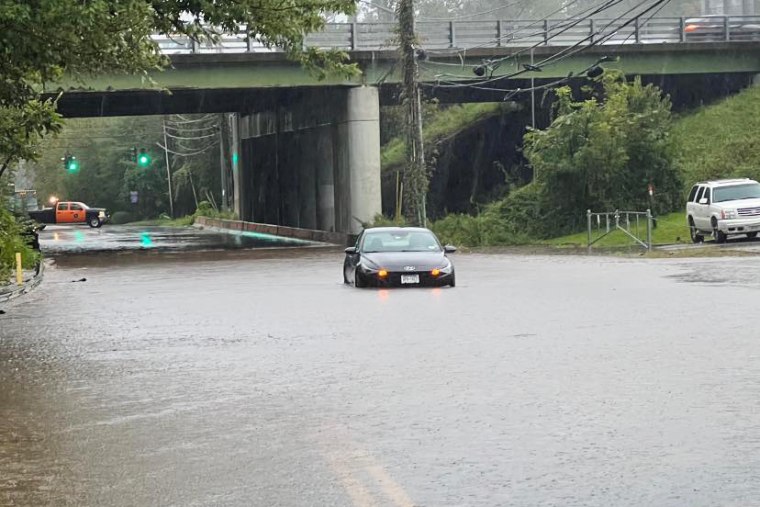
432;74;681;246
521;73;681;237
364;213;407;228
0;0;356;182
381;103;506;171
431;188;535;246
672;85;760;188
110;211;136;225
0;207;38;280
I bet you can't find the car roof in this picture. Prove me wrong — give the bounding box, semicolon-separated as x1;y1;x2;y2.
364;226;433;233
696;178;758;187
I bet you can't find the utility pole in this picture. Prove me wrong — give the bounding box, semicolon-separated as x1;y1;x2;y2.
162;120;175;218
218;122;228;212
398;0;427;227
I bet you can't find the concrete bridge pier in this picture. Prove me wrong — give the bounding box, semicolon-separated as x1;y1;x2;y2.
235;86;381;234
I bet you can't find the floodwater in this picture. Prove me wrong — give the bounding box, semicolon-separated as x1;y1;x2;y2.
39;224;315;255
2;249;760;506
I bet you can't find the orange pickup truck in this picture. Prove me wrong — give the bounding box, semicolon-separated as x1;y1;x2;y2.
28;201;109;228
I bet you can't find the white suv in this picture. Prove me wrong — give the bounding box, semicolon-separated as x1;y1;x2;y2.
686;178;760;243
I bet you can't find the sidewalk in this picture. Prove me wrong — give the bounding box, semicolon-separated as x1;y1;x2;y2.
0;262;45;305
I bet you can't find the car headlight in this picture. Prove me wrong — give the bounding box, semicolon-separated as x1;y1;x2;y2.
437;260;453;274
98;211;106;218
359;260;380;273
721;210;737;219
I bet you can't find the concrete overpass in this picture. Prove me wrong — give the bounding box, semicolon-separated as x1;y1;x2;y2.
45;16;760;234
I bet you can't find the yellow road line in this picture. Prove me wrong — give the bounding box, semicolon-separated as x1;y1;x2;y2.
328;455;379;507
366;463;416;507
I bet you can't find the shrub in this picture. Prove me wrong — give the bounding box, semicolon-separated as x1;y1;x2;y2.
110;211;135;224
0;207;39;281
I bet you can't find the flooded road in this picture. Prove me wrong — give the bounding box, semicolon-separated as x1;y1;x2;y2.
39;224;315;255
2;250;760;506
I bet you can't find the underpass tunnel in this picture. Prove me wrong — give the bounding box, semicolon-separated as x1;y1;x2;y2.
235;86;382;234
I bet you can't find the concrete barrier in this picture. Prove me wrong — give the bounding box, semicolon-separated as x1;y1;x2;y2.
195;216;349;245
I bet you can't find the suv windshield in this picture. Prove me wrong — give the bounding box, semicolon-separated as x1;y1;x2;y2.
713;183;760;203
362;230;441;253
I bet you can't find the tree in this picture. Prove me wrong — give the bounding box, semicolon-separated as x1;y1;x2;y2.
0;0;357;180
513;72;681;237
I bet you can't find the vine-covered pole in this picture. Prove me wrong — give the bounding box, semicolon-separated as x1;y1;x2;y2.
398;0;427;226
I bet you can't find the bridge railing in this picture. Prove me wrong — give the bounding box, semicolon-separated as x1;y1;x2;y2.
153;15;760;54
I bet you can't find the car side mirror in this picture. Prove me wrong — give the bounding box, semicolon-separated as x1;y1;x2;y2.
344;247;357;254
699;198;708;205
444;245;457;253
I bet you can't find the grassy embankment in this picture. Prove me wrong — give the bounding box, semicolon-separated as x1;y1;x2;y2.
548;85;760;247
381;103;506;171
399;86;760;249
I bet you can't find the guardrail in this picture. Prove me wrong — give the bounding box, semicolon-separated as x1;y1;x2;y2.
154;15;760;54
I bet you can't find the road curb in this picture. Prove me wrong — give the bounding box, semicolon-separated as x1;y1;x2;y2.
0;260;45;305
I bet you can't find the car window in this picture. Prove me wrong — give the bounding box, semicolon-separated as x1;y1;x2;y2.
361;230;441;253
70;204;83;211
687;186;698;202
695;187;705;202
714;183;760;203
704;187;711;204
57;203;69;211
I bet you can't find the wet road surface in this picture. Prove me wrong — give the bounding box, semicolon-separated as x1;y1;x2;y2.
2;250;760;506
39;224;316;255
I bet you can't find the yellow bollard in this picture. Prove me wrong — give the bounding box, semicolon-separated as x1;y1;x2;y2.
15;252;23;286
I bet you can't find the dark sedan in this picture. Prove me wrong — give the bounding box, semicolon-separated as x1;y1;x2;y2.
343;227;456;288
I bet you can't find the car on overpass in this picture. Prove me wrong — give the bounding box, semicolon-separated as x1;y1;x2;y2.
343;227;456;288
682;16;760;41
687;178;760;243
28;200;110;228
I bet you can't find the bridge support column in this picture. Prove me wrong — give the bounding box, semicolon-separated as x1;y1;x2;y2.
336;87;382;234
298;129;318;230
315;126;336;231
237;86;380;235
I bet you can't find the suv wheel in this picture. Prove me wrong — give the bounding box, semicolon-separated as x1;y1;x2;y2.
748;232;758;239
688;218;703;244
712;218;728;244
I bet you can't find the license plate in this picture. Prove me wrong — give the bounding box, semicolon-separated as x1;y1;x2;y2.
401;274;419;284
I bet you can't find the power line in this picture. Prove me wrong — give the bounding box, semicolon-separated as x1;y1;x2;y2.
420;0;672;98
422;0;666;90
156;142;216;157
163;130;219;141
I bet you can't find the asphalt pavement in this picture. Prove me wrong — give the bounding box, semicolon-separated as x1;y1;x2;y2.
3;246;760;506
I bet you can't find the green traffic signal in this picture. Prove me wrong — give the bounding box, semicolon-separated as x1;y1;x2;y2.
137;150;151;167
67;156;80;173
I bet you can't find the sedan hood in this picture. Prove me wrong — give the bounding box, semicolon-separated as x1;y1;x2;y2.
363;251;448;271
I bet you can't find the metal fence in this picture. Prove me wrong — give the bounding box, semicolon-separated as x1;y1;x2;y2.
153;15;760;54
587;209;654;251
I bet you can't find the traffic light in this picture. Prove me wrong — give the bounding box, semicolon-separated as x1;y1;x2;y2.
62;155;79;173
67;156;80;173
137;149;151;167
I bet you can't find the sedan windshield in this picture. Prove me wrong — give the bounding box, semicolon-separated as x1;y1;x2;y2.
713;183;760;203
362;230;441;253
